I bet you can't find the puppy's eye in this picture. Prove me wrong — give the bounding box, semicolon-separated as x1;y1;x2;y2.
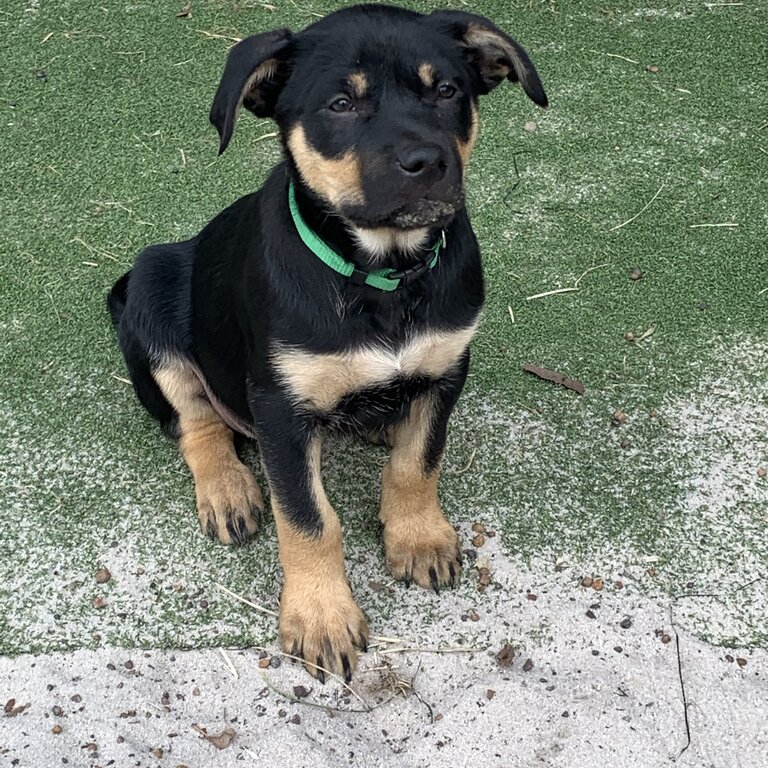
329;96;355;113
436;82;457;99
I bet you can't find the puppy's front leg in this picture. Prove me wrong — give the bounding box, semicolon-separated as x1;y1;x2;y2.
380;354;470;592
251;392;368;682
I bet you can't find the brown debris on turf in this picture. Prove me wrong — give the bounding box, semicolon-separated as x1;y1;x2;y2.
522;364;585;395
495;644;515;668
193;724;236;750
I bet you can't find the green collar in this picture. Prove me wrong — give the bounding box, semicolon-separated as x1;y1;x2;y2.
288;181;442;292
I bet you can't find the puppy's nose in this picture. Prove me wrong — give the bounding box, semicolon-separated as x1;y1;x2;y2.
397;145;447;180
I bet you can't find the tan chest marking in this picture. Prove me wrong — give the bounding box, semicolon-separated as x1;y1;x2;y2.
273;323;478;412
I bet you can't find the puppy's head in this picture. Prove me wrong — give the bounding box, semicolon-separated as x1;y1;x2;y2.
210;5;547;248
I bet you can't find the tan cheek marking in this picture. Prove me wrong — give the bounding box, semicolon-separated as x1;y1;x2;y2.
418;62;436;88
287;124;363;207
457;104;480;170
273;323;478;412
347;71;367;98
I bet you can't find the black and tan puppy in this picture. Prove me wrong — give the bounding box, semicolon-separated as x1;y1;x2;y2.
108;4;546;681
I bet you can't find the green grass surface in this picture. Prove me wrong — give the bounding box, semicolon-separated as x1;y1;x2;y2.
1;1;766;655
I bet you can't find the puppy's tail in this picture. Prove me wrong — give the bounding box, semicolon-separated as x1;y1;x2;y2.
107;271;131;327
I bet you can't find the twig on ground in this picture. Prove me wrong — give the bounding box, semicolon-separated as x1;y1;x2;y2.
688;222;738;228
260;672;383;713
215;583;279;617
111;373;132;385
371;635;403;644
587;49;639;64
255;131;279;142
377;646;479;655
218;647;238;679
522;364;585;396
607;183;665;232
668;605;691;758
196;29;243;44
525;263;608;301
252;645;369;709
449;448;476;475
508;305;515;323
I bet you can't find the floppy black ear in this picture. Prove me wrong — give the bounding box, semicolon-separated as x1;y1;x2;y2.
209;28;294;154
429;11;547;107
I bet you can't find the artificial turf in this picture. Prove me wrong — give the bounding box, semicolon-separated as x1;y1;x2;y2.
1;0;766;654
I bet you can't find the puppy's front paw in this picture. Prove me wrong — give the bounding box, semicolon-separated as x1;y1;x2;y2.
279;579;369;683
196;461;263;545
383;513;462;592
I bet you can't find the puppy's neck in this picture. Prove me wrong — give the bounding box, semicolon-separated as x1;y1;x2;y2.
291;182;438;271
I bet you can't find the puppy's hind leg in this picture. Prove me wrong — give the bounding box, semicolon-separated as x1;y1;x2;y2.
154;359;263;545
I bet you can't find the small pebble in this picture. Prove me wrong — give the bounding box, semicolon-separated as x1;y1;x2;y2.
614;646;623;653
486;689;496;700
52;705;63;716
620;617;632;629
586;610;597;619
524;120;538;132
116;736;125;744
725;654;734;663
615;580;624;590
612;410;627;426
593;578;604;591
95;568;111;584
591;650;600;656
289;714;301;725
270;656;282;669
736;658;747;668
580;576;593;588
258;658;271;669
630;267;644;281
92;596;106;610
646;65;659;73
52;724;62;735
523;659;534;672
472;534;485;548
468;609;480;622
70;694;81;703
661;634;671;644
619;438;632;449
124;660;134;670
526;593;538;601
367;580;383;592
293;685;310;699
758;467;767;478
152;748;164;759
471;522;485;534
624;331;636;342
495;644;515;668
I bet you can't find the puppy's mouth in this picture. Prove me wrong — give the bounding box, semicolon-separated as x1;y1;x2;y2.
342;195;462;231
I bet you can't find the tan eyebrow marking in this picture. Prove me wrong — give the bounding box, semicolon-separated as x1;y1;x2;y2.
418;63;436;88
347;71;368;98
